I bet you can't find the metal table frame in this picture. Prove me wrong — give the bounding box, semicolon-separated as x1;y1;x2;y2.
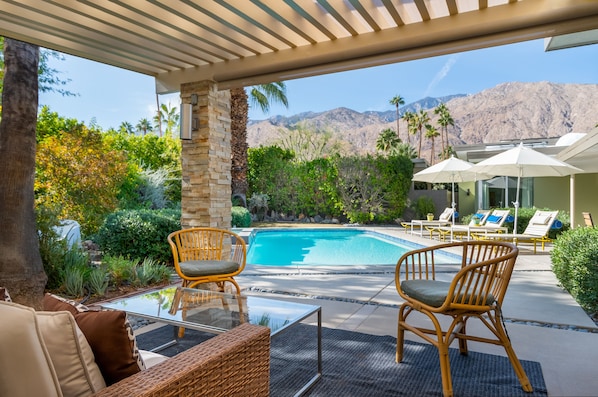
101;287;322;397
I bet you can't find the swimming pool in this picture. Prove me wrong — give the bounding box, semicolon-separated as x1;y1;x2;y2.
245;228;459;267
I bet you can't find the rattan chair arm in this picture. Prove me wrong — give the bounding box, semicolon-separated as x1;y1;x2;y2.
92;323;270;397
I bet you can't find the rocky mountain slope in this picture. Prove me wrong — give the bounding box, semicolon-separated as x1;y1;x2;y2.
247;82;598;157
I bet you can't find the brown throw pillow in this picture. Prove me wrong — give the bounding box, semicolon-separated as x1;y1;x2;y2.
43;294;145;385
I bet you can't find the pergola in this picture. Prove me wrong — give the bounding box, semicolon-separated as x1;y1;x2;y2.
2;0;598;228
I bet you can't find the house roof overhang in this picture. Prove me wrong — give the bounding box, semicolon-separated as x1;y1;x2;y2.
1;0;598;94
557;128;598;173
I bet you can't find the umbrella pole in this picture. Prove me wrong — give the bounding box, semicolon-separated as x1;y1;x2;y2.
451;180;456;225
513;174;521;233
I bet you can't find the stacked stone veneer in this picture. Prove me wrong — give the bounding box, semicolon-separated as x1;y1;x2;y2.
180;81;232;229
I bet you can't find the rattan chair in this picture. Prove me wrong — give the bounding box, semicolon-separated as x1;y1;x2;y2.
583;212;595;227
395;241;532;397
168;228;247;293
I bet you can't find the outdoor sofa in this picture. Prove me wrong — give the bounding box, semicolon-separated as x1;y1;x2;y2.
0;289;271;397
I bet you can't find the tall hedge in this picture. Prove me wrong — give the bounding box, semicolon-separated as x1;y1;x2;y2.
551;226;598;312
247;145;413;223
335;154;412;223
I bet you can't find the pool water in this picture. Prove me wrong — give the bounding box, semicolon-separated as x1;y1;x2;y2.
246;229;457;267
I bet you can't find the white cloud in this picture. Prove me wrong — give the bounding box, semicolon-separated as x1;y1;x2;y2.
425;55;459;96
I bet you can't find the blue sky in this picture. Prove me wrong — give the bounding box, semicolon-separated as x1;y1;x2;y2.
39;39;598;130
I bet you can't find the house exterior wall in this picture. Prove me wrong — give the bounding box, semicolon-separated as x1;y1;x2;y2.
534;173;598;227
458;181;476;216
180;80;232;229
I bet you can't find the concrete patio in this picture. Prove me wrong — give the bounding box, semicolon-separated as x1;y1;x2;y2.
237;227;598;397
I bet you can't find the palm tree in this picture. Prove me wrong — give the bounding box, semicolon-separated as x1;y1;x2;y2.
434;103;454;160
425;124;440;165
154;103;179;138
136;118;152;135
389;95;405;140
376;128;401;153
231;83;288;206
401;110;414;145
413;110;430;159
0;38;47;308
392;142;418;159
119;121;134;134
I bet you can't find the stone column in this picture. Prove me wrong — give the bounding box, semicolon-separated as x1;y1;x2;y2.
180;80;232;229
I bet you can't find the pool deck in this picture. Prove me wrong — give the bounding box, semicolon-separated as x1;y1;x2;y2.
236;226;598;397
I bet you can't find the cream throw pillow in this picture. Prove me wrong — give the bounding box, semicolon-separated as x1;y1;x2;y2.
0;301;63;397
37;311;107;396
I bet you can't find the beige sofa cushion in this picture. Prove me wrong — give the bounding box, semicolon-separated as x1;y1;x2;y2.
0;301;63;397
43;293;145;385
37;311;107;396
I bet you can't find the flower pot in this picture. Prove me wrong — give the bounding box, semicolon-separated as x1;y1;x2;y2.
427;214;434;221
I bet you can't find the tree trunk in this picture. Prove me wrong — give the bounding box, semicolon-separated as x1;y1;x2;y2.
0;38;46;309
230;87;249;207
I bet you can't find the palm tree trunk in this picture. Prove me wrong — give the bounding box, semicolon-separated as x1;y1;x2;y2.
0;38;47;309
418;128;423;159
230;87;249;206
395;105;400;140
440;127;446;160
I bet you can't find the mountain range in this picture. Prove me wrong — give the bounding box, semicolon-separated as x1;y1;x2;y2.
247;82;598;157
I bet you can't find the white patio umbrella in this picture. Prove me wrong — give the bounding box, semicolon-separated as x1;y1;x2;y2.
470;142;582;232
413;156;490;224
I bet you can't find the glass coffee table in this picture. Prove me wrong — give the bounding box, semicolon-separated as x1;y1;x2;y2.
101;286;322;396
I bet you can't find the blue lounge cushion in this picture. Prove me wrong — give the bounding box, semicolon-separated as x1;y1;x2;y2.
401;279;495;307
179;260;240;277
486;215;503;224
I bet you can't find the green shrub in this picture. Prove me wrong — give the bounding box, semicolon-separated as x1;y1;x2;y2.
103;255;138;286
95;208;180;264
37;205;69;289
232;206;252;227
413;196;436;219
551;227;598;312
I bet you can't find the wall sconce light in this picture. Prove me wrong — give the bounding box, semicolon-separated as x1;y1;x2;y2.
180;103;193;140
180;94;199;140
466;188;471;196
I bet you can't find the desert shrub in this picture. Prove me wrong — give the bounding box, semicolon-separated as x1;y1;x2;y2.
232;206;252;227
63;265;86;298
135;258;171;286
248;193;270;220
95;208;181;264
88;266;110;296
551;227;598;312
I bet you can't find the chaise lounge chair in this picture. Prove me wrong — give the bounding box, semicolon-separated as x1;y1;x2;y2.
476;210;559;253
402;207;454;237
435;209;510;241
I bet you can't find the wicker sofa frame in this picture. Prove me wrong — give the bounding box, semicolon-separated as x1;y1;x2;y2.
92;323;270;397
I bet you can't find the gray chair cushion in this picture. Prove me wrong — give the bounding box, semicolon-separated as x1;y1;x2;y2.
401;279;495;308
179;260;240;277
